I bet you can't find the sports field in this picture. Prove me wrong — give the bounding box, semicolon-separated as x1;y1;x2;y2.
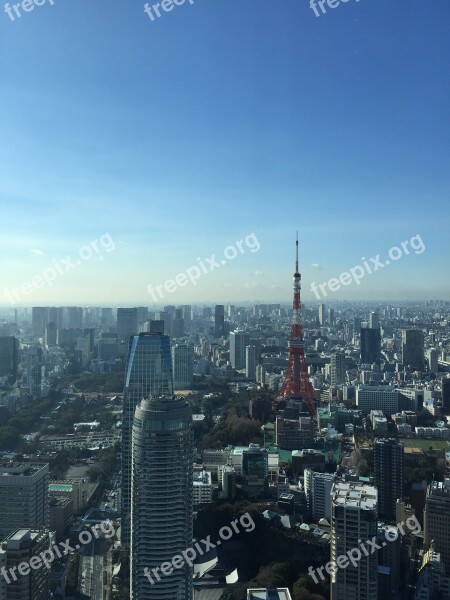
403;438;450;452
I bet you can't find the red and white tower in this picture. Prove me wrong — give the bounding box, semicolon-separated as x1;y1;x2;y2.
276;234;317;415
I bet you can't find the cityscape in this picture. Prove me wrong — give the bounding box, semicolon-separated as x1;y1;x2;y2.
0;237;450;599
1;1;450;600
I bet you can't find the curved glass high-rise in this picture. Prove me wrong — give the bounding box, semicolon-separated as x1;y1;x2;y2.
121;333;173;545
131;396;193;600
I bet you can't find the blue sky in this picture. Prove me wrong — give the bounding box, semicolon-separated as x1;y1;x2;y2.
0;0;449;306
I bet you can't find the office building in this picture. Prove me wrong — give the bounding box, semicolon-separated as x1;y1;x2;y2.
0;463;49;541
0;337;19;383
369;311;379;329
242;444;268;499
171;308;184;338
305;470;335;521
230;330;250;370
442;377;450;411
214;305;225;337
330;352;346;386
171;343;194;389
117;308;138;348
245;345;257;380
374;438;403;521
247;590;293;600
402;330;425;371
356;386;399;416
331;481;378;600
275;416;314;450
424;479;450;573
121;332;174;545
319;304;326;326
0;529;50;600
193;469;212;506
23;347;43;398
360;327;381;364
427;348;439;373
44;322;57;348
130;396;193;600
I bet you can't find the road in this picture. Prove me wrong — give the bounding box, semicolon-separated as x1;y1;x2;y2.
79;538;106;600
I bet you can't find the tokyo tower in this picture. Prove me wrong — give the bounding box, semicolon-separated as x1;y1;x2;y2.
276;233;317;416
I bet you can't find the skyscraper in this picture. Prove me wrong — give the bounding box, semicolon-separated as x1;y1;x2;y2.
360;327;381;365
424;479;450;573
369;311;379;329
117;308;138;349
131;396;193;600
245;345;257;379
442;377;450;411
331;481;378;600
319;304;326;326
0;336;19;383
214;305;225;337
171;308;184;338
427;348;439;373
24;347;43;398
402;329;425;370
330;352;346;386
121;332;174;545
374;438;404;521
230;330;250;370
171;343;194;389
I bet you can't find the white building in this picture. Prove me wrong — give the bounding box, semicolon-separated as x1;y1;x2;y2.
0;463;49;541
356;385;399;416
193;470;213;506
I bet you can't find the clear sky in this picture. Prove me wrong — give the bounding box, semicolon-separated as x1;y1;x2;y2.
1;0;449;306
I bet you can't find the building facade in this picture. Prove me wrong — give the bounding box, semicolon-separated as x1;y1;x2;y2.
130;396;193;600
121;332;174;545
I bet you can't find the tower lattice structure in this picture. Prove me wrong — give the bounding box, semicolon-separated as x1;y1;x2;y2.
276;235;317;416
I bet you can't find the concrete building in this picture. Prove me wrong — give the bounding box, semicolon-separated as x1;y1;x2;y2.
360;327;381;365
230;330;250;370
131;396;193;600
275;416;314;450
193;470;212;506
242;444;268;499
0;464;49;541
122;332;173;545
214;305;225;338
356;386;399;416
402;330;425;370
49;495;73;542
424;479;450;573
331;352;346;386
0;337;19;383
171;343;194;389
331;481;378;600
305;469;335;521
374;438;404;521
247;590;292;600
245;345;257;380
0;529;50;600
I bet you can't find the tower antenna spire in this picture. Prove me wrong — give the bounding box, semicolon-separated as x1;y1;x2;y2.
274;231;317;416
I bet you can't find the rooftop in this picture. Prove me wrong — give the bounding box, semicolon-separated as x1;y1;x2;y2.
332;481;377;509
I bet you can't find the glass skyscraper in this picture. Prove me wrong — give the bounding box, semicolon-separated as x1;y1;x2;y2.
121;333;173;545
131;396;193;600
